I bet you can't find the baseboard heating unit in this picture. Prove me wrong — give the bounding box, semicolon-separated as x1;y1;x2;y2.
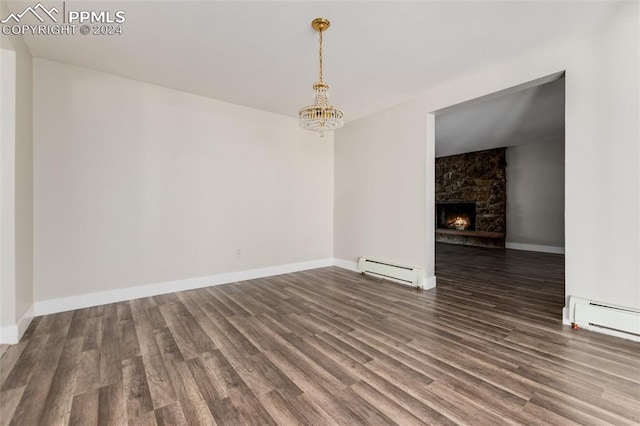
358;257;425;289
568;296;640;337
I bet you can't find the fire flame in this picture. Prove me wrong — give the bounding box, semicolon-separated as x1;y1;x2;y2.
447;216;469;230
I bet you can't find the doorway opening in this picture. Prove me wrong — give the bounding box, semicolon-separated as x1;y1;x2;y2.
431;73;566;321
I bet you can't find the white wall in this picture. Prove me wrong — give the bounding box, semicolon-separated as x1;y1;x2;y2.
335;17;639;311
506;138;565;251
0;4;34;343
34;59;333;303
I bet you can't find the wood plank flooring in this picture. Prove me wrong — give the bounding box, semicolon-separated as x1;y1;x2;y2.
2;243;639;425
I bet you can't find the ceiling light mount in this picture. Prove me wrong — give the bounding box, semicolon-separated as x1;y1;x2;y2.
298;17;344;137
311;18;330;32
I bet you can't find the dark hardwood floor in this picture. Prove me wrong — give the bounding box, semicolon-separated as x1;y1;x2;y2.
1;243;639;425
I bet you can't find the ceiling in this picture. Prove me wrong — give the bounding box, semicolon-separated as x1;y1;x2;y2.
435;78;565;157
6;1;638;122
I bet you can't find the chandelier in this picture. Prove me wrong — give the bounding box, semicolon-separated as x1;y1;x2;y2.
298;18;344;137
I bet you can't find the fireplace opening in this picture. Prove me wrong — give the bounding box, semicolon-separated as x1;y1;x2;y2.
436;202;476;231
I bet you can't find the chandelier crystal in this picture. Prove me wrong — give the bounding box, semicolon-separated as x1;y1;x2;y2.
298;18;344;137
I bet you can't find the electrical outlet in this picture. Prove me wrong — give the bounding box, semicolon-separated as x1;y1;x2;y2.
236;249;241;257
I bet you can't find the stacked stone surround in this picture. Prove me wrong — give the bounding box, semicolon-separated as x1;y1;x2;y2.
435;148;506;248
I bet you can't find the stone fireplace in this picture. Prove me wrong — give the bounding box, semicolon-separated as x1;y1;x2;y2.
435;148;506;248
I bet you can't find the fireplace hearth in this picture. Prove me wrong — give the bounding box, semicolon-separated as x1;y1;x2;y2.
437;202;476;231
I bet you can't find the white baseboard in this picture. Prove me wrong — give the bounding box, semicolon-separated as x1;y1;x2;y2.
0;304;34;345
332;258;359;272
424;276;437;290
505;242;565;254
0;325;18;345
34;258;334;317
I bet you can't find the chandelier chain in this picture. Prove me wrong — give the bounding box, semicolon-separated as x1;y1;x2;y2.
318;28;323;82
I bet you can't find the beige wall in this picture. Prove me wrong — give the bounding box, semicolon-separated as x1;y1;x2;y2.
1;2;33;339
506;138;565;249
335;18;639;310
334;99;429;272
13;30;33;325
1;47;17;329
33;59;333;302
